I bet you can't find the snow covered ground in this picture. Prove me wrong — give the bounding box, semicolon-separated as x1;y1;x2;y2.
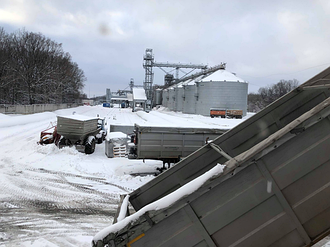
0;105;329;246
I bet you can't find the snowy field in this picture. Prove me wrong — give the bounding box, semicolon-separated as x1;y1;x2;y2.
0;105;329;247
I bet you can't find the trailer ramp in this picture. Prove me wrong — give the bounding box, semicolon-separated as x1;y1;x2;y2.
93;67;330;247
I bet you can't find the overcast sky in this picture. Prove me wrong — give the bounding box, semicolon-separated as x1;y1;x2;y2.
1;0;330;97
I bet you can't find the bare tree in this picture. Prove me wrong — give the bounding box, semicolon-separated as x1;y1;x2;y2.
248;79;299;112
0;28;86;105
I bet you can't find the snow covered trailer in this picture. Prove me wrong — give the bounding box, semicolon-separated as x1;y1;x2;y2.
57;115;105;154
93;67;330;247
129;124;227;164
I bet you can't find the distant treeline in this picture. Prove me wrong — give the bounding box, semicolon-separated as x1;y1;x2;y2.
0;28;86;105
248;79;299;112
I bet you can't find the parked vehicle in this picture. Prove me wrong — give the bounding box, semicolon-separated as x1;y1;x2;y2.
210;108;243;118
128;124;226;168
37;122;60;145
44;115;107;154
93;67;330;247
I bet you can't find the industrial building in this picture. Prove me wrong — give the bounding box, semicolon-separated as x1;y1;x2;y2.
108;49;248;117
160;67;248;117
132;87;147;112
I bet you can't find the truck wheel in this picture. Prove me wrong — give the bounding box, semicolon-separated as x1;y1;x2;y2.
85;136;96;154
97;137;103;144
58;137;66;148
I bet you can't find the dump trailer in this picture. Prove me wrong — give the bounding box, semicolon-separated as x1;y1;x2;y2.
210;109;243;118
93;67;330;247
129;124;227;164
57;115;106;154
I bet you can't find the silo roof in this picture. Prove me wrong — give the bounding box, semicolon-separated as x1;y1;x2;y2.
201;69;245;82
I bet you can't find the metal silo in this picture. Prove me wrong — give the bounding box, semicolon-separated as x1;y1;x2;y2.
167;87;176;111
183;83;196;114
175;85;184;112
162;89;169;107
195;69;248;116
154;89;163;105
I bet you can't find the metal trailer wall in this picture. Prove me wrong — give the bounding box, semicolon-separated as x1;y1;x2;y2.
195;81;248;117
134;124;226;160
57;116;98;142
94;67;330;247
183;84;196;114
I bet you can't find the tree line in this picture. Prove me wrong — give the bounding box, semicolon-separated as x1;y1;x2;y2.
248;79;299;112
0;28;86;105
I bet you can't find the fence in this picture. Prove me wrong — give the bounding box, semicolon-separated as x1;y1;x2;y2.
0;103;81;114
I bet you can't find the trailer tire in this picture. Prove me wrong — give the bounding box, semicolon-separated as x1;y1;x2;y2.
97;137;103;144
58;137;66;148
85;136;96;154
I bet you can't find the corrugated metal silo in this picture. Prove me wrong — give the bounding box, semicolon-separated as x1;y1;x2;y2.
162;89;169;107
167;87;176;111
154;89;163;105
182;84;196;114
175;86;184;112
195;69;248;116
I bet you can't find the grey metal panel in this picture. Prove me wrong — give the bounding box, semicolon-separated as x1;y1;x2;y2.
57;116;98;141
211;196;296;247
128;207;205;247
175;87;184;112
135;125;226;160
183;85;196;114
268;230;305;247
109;124;134;135
162;90;169;107
195;81;248;117
155;90;163;105
167;89;175;111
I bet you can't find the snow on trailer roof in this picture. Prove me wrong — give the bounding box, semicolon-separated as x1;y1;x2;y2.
57;114;98;121
133;88;147;100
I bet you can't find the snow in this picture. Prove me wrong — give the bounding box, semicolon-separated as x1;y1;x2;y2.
58;114;99;121
201;69;246;82
117;195;130;222
132;87;147;100
2;105;327;246
106;131;127;140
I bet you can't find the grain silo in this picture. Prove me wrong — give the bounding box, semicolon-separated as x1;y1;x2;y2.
154;89;163;106
167;87;176;111
162;89;169;107
182;82;196;114
195;69;248;116
174;85;184;112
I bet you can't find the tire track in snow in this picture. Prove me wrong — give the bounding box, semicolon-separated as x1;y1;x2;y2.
31;167;134;193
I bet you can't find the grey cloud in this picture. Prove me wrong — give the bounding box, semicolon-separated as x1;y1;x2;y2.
1;0;330;96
